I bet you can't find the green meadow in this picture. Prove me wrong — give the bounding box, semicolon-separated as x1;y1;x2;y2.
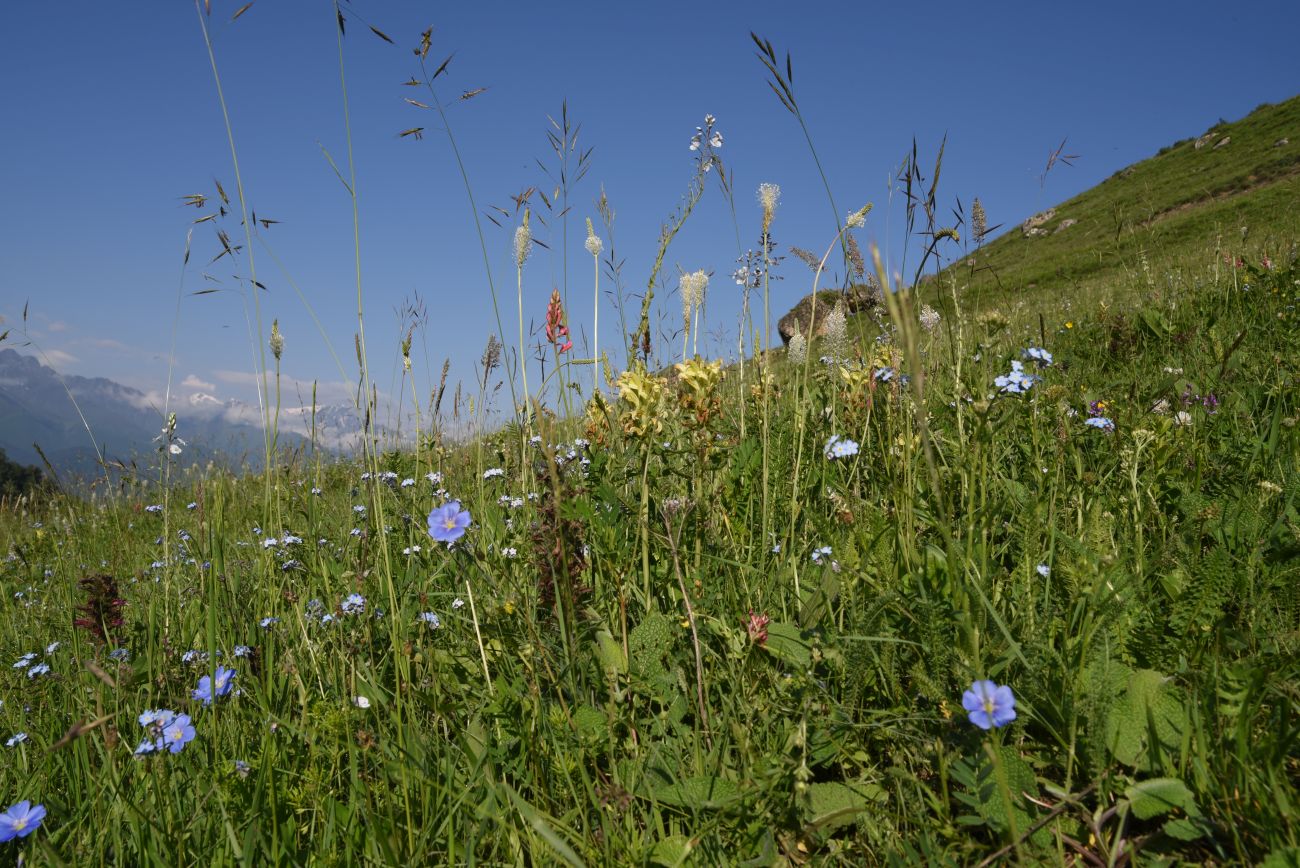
1;14;1298;868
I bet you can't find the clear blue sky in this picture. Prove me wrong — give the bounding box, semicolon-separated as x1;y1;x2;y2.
2;0;1295;425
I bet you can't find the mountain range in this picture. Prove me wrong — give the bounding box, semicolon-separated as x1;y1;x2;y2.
0;348;377;480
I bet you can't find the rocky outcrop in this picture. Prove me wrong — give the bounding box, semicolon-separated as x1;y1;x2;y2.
1021;208;1056;238
1053;218;1078;234
778;292;840;345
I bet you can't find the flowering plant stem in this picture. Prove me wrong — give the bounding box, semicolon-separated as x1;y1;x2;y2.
518;263;530;430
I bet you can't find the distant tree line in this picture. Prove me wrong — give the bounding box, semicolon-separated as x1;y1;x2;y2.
0;448;51;499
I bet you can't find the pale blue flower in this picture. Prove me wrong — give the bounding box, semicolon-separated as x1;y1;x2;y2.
824;435;860;460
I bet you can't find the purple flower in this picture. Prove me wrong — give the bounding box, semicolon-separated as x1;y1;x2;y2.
962;680;1017;730
0;800;46;842
427;501;472;545
192;665;236;706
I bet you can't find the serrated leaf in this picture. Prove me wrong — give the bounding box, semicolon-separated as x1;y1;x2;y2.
804;781;885;830
647;835;693;867
762;622;811;669
570;705;607;744
1106;669;1186;768
1162;816;1207;841
594;628;626;677
1126;777;1194;820
652;775;741;810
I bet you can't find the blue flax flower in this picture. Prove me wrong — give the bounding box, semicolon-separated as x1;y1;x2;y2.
962;680;1017;730
0;800;46;842
135;709;195;756
427;501;472;545
192;665;236;706
161;714;196;753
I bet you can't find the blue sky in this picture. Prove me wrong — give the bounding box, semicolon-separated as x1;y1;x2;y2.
2;0;1295;426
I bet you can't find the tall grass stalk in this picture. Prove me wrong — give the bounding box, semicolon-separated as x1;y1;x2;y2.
415;40;519;425
195;1;277;526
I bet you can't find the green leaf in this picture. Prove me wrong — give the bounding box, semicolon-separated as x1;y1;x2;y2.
652;775;742;810
570;705;608;744
647;835;694;867
803;781;885;831
762;622;812;669
594;628;626;677
1106;669;1187;769
1161;816;1208;841
501;783;587;867
1125;777;1194;820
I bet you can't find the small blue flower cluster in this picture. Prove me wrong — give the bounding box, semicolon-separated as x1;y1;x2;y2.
134;709;195;756
824;435;860;460
995;360;1040;394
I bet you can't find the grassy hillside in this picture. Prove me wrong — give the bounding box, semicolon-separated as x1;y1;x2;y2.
949;95;1300;308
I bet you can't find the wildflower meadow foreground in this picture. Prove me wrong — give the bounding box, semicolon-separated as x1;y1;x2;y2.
3;249;1297;863
1;8;1299;866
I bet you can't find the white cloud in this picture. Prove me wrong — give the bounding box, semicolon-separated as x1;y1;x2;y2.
87;338;133;352
42;348;78;370
47;321;68;333
181;374;216;391
213;369;356;405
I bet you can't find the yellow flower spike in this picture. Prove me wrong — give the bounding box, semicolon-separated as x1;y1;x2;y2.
616;368;668;439
674;357;724;429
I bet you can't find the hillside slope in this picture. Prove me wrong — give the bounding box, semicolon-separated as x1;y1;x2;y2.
949;95;1299;305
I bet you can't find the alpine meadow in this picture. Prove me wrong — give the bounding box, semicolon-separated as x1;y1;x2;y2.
1;3;1299;865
